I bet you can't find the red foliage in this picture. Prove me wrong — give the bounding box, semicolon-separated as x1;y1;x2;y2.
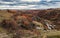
1;19;18;31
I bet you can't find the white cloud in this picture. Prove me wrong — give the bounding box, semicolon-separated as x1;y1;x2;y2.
27;5;36;7
46;0;52;2
0;4;60;10
0;1;16;4
0;0;60;9
21;0;41;2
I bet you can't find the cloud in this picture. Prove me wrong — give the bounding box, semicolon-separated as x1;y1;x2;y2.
0;1;17;4
21;0;41;2
0;4;59;10
0;0;60;9
46;0;51;2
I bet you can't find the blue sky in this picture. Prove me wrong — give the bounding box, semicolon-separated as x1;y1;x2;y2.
0;0;60;9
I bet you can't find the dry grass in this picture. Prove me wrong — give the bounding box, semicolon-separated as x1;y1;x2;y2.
44;30;60;38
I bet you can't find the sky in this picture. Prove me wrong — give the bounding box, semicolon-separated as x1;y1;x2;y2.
0;0;60;9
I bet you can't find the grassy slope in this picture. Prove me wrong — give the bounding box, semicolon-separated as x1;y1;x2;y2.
46;30;60;38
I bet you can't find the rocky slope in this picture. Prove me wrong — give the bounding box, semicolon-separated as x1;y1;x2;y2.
0;9;60;38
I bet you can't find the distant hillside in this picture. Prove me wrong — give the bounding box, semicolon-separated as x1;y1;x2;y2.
0;8;60;30
0;9;60;38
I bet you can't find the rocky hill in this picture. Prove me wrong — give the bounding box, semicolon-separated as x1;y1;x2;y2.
0;9;60;38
